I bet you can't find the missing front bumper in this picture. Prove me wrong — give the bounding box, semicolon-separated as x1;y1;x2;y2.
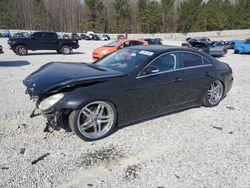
30;108;63;133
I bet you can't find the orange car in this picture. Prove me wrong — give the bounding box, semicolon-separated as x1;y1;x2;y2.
92;39;148;60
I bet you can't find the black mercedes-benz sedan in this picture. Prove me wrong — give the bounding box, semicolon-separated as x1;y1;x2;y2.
23;46;233;141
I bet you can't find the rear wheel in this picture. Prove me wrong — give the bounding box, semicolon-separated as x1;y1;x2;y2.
61;45;72;55
203;80;224;107
15;45;28;56
69;101;117;141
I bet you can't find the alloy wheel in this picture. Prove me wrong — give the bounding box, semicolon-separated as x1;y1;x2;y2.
77;101;115;139
207;81;223;105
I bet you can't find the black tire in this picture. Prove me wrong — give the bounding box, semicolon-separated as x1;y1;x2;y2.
61;45;72;55
234;50;239;54
15;45;28;56
56;50;62;54
203;80;224;107
68;100;117;141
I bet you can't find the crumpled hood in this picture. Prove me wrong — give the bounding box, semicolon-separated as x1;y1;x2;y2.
23;62;125;96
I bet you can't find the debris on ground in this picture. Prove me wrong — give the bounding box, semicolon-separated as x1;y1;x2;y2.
32;153;50;165
79;145;124;167
213;126;223;131
124;164;141;180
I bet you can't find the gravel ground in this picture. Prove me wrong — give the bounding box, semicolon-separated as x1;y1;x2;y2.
0;38;250;188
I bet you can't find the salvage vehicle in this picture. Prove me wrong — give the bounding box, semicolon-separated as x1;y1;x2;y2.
234;38;250;54
81;34;91;40
143;38;163;45
101;34;111;41
23;45;233;141
0;44;3;54
90;34;101;41
92;39;148;60
8;32;79;55
186;37;212;44
182;40;227;57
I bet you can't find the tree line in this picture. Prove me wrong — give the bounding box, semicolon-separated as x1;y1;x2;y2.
0;0;249;33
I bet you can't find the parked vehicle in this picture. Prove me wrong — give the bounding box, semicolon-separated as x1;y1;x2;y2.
225;40;236;49
234;38;250;54
2;32;11;38
8;32;79;55
92;39;148;60
0;44;3;54
117;34;126;40
87;31;95;36
81;34;91;40
187;37;212;44
101;34;110;41
71;33;81;40
143;38;163;45
23;46;233;141
182;39;227;57
90;34;100;41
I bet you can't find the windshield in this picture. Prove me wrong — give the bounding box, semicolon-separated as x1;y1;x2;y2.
104;40;120;47
95;48;154;74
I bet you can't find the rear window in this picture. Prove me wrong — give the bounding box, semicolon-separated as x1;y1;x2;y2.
182;52;203;67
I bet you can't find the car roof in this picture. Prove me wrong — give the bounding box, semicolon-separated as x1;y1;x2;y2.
127;45;214;59
128;45;180;53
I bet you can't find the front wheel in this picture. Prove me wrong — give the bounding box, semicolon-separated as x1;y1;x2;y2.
61;45;72;55
68;101;117;141
15;45;28;56
203;80;224;107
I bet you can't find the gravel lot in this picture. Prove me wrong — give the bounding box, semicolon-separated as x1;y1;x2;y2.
0;38;250;188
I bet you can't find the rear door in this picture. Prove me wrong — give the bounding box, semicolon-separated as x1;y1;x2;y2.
125;52;183;118
42;33;58;50
178;51;214;105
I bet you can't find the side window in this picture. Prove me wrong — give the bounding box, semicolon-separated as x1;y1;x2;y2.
32;33;42;39
43;33;55;39
182;52;203;67
123;41;130;48
141;53;178;76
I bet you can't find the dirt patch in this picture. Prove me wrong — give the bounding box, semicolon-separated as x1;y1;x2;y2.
78;145;124;168
124;164;141;180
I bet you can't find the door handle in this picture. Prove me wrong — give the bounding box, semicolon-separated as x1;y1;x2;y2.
174;77;183;82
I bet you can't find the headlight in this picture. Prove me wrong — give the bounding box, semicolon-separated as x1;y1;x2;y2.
38;93;64;111
101;50;108;55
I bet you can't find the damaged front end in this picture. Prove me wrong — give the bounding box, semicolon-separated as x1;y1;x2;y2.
26;88;67;133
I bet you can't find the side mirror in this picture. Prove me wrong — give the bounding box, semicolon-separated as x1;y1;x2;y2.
142;65;160;76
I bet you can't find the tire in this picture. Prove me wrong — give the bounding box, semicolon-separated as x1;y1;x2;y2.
68;101;117;141
56;50;62;54
15;45;28;56
234;50;239;54
203;80;224;107
61;45;72;55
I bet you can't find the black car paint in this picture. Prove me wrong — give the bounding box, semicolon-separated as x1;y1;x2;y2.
9;32;79;52
24;46;233;129
0;44;3;54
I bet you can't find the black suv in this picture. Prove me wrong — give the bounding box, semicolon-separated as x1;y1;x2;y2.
8;32;79;55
